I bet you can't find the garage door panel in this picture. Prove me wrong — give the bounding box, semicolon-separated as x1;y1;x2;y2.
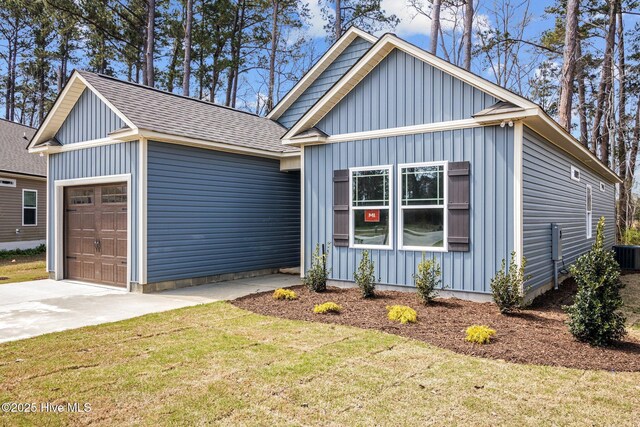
65;183;127;287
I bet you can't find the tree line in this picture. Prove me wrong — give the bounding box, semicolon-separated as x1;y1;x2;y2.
1;0;639;235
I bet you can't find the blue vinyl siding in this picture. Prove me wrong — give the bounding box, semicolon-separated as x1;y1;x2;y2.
48;142;140;282
305;126;514;293
317;49;497;135
277;36;373;129
522;128;616;290
146;142;300;283
55;88;125;145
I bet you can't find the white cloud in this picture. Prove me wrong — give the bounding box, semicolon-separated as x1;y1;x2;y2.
381;0;432;37
305;1;329;39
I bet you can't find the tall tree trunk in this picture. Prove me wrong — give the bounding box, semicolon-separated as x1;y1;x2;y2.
230;0;246;108
558;0;579;130
182;0;193;96
335;0;342;40
462;0;473;70
590;1;617;161
226;4;241;106
166;37;181;92
576;40;588;147
616;5;627;236
267;0;279;112
429;0;442;55
145;0;156;87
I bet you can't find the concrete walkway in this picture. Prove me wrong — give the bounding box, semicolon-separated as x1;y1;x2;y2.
0;274;299;343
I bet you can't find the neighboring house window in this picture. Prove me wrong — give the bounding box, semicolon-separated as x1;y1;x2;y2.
350;166;392;249
571;165;581;182
22;189;37;226
398;162;447;251
0;177;16;187
600;182;606;192
586;184;592;239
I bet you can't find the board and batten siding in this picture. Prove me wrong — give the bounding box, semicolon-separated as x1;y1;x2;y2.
522;127;616;290
55;88;125;145
317;49;497;135
47;142;140;281
146;141;300;283
277;36;373;129
305;126;515;293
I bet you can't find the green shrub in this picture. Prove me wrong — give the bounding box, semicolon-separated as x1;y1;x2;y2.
0;244;46;260
386;305;417;324
490;251;529;314
565;217;626;346
354;250;376;298
303;243;330;292
621;227;640;245
465;325;496;344
313;302;341;314
414;253;442;304
272;288;298;300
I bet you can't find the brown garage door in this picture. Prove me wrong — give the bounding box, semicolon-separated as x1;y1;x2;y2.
64;183;128;287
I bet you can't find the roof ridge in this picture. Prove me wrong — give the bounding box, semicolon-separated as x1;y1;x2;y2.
0;117;37;130
77;70;266;120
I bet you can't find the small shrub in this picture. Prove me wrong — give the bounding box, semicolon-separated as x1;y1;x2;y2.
414;253;442;304
354;250;376;298
386;305;417;324
272;288;298;300
490;251;529;314
0;244;46;260
303;243;330;292
465;325;496;344
565;217;626;346
622;227;640;245
313;302;342;314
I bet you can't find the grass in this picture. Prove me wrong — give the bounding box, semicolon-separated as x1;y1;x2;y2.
0;302;638;426
620;274;640;339
0;254;47;284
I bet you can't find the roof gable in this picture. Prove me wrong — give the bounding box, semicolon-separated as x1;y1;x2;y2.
316;48;498;135
0;119;44;176
282;34;537;141
267;27;377;124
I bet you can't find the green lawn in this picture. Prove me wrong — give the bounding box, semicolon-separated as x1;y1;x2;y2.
0;255;47;284
0;302;638;426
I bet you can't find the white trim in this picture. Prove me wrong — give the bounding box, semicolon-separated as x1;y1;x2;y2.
586;184;593;239
45;154;50;271
300;145;305;278
75;73;137;130
397;161;448;253
22;189;38;227
267;27;377;120
282;33;536;142
138;138;148;285
570;165;581;182
0;177;16;187
349;165;393;250
0;240;46;251
53;174;132;290
513;122;524;269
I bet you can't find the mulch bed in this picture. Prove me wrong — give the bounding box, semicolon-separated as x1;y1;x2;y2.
232;279;640;372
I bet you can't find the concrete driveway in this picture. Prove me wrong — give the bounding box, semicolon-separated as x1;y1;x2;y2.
0;274;299;343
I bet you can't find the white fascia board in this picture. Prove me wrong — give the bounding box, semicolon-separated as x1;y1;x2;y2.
267;27;377;121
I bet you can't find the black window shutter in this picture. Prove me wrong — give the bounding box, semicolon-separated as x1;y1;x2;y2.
333;169;350;247
448;161;470;252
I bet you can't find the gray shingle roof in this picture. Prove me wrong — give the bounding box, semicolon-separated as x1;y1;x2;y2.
0;119;44;177
473;101;524;117
77;71;297;154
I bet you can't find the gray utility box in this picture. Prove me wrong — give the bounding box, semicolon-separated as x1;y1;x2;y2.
552;223;563;261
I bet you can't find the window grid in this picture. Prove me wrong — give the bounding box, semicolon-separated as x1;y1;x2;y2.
349;166;393;250
22;189;37;226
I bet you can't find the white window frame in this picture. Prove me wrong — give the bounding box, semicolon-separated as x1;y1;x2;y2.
349;165;393;250
397;161;448;252
0;177;16;187
586;184;592;239
22;189;37;227
600;182;606;192
571;165;581;182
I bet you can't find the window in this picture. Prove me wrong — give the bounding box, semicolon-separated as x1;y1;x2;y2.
350;166;392;249
600;182;606;192
586;184;592;239
0;177;16;187
101;184;127;204
398;162;447;251
68;188;94;205
571;165;581;182
22;189;37;226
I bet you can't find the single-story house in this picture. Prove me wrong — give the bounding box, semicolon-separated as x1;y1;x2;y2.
0;119;45;250
28;27;619;300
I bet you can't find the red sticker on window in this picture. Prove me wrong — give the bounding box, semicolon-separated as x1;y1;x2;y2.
364;210;380;222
